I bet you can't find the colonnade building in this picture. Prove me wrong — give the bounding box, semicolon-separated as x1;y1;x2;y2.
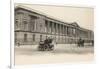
15;6;94;45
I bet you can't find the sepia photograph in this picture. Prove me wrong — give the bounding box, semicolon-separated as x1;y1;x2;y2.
14;3;94;65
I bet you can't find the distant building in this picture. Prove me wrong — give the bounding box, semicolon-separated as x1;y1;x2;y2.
15;6;94;45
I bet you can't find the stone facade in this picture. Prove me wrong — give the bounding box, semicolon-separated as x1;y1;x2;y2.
15;6;94;45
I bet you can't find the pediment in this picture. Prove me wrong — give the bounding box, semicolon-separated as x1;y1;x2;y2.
70;22;80;27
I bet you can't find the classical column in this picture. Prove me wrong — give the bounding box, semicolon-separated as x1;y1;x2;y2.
45;20;49;33
74;28;76;37
57;23;58;34
48;21;50;33
71;27;74;36
58;24;60;34
47;21;49;33
63;26;65;35
67;26;68;36
65;26;67;35
63;25;65;35
64;26;66;43
66;26;67;35
45;20;47;33
64;26;66;35
62;25;63;34
34;19;37;32
50;21;52;33
67;27;70;36
71;27;73;36
51;22;54;34
59;24;61;35
56;23;58;34
57;24;58;34
70;27;72;36
54;23;56;34
76;28;78;37
78;29;81;37
69;27;72;36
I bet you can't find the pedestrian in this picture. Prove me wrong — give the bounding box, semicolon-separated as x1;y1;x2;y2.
82;40;84;47
17;42;20;47
78;37;82;47
91;40;94;46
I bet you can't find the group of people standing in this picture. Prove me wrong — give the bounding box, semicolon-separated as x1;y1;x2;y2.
77;38;85;47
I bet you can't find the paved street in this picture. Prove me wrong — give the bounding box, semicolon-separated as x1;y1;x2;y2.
15;44;94;65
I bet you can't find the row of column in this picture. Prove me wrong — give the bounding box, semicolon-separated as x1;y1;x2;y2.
45;20;78;37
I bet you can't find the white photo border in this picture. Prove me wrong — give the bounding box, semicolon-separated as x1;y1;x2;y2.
10;0;96;69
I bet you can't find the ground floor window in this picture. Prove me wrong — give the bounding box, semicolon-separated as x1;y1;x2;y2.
40;35;42;41
24;34;27;42
33;34;35;41
15;33;17;44
46;35;47;39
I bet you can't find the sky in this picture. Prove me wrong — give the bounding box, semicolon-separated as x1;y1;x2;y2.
15;3;94;31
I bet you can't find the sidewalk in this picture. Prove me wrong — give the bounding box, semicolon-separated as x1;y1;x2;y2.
15;43;94;65
15;43;94;55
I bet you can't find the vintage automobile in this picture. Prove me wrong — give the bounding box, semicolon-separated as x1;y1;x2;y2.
38;40;54;51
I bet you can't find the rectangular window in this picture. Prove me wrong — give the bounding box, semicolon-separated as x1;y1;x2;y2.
46;35;47;39
33;34;35;41
15;33;17;44
31;20;35;31
40;35;42;41
23;21;27;30
24;34;27;42
15;20;18;29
